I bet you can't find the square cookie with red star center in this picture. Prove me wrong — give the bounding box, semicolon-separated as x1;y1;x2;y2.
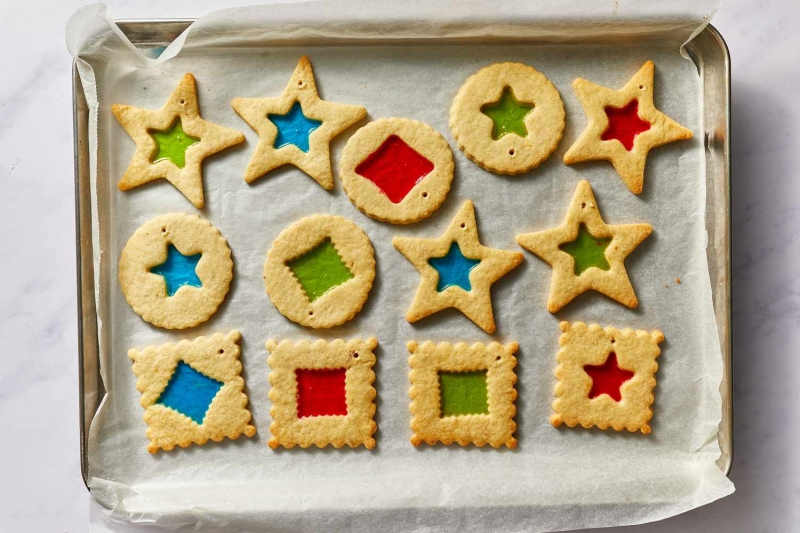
266;338;378;449
551;322;664;434
408;341;518;448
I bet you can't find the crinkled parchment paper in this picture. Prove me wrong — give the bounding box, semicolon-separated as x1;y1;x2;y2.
68;1;733;530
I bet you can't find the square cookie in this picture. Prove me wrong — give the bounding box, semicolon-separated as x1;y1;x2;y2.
128;330;256;453
408;341;518;448
266;338;378;449
551;321;664;434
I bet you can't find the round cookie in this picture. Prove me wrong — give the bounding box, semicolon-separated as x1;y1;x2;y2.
450;62;565;175
339;117;454;224
119;213;233;329
264;214;375;328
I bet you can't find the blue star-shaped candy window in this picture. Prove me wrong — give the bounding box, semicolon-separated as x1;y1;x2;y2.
150;244;202;297
268;101;323;153
156;361;224;424
428;242;481;292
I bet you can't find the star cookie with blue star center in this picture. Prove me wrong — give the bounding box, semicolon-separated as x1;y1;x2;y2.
129;330;257;452
112;73;245;208
119;213;233;329
563;60;693;194
231;56;367;189
393;201;523;333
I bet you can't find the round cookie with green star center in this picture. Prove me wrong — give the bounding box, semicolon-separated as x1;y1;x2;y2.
119;213;233;329
264;214;375;328
449;62;566;175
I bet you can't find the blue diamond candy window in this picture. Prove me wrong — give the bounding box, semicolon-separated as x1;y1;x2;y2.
156;361;224;424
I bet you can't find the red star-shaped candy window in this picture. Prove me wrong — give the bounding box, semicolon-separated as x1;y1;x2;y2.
601;100;651;151
583;352;635;402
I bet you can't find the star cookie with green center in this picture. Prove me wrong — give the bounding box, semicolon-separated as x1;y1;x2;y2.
112;73;245;208
450;62;565;175
232;56;367;189
264;214;375;328
128;330;257;453
516;180;652;313
393;201;523;333
563;60;693;194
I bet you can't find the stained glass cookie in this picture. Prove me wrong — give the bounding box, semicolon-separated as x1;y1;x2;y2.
128;330;256;453
551;322;664;434
408;341;518;448
263;214;375;328
450;62;565;175
119;213;233;329
563;60;693;194
340;117;455;224
267;338;378;449
112;73;245;208
516;180;651;313
232;56;367;189
393;200;523;333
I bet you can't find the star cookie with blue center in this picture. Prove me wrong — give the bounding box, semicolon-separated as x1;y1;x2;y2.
393;201;523;333
129;330;256;452
231;56;367;189
112;73;245;208
119;213;233;329
563;61;693;194
516;180;652;313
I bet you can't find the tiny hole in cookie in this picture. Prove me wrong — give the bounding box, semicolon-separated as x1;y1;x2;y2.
422;192;428;198
179;99;185;105
638;84;645;90
297;80;304;87
460;223;466;229
161;227;167;233
508;149;515;156
350;351;359;359
218;349;224;354
611;338;616;344
581;202;586;208
495;355;501;361
309;311;314;316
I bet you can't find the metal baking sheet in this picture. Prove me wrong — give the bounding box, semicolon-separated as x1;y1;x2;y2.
72;14;732;523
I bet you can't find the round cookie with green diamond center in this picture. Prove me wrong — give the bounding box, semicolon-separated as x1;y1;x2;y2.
118;213;233;329
264;214;375;328
450;62;565;175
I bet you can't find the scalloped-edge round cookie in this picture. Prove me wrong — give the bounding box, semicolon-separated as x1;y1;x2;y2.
264;214;375;328
118;213;233;330
450;62;565;175
339;117;454;224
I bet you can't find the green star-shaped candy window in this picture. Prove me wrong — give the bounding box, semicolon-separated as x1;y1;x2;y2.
150;118;201;169
559;224;612;276
480;87;534;140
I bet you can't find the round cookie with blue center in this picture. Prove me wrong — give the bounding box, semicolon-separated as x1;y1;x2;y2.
119;213;233;329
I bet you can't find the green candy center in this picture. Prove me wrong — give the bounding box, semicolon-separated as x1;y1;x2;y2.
150;118;200;169
287;239;354;303
480;87;534;140
559;224;612;276
439;371;489;417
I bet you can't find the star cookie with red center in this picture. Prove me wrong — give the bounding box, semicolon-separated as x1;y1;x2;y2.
563;61;693;194
551;322;664;434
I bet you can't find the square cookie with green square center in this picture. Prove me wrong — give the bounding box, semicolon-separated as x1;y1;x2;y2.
128;330;256;453
408;340;518;448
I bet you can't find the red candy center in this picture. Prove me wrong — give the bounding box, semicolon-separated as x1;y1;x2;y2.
355;135;434;204
601;99;651;151
295;368;348;418
583;352;635;402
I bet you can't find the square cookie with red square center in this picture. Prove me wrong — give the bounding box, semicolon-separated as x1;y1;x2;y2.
551;321;664;434
267;338;377;449
408;340;518;448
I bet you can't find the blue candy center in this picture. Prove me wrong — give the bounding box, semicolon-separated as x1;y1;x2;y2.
268;101;322;153
156;361;224;425
428;242;481;292
150;244;202;297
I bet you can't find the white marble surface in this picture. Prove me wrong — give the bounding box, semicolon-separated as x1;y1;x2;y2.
0;0;797;531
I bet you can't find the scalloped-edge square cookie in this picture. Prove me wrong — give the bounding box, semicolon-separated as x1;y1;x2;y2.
128;330;256;453
408;341;518;448
551;321;664;434
266;338;378;449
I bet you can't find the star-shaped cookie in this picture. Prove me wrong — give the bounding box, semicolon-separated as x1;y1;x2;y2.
516;180;651;312
563;61;693;194
112;73;245;208
393;201;523;333
231;56;367;189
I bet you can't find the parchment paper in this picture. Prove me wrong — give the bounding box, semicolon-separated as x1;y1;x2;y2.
68;1;734;531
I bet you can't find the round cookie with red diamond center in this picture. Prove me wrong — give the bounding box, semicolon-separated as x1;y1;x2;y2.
450;62;565;175
339;117;454;224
